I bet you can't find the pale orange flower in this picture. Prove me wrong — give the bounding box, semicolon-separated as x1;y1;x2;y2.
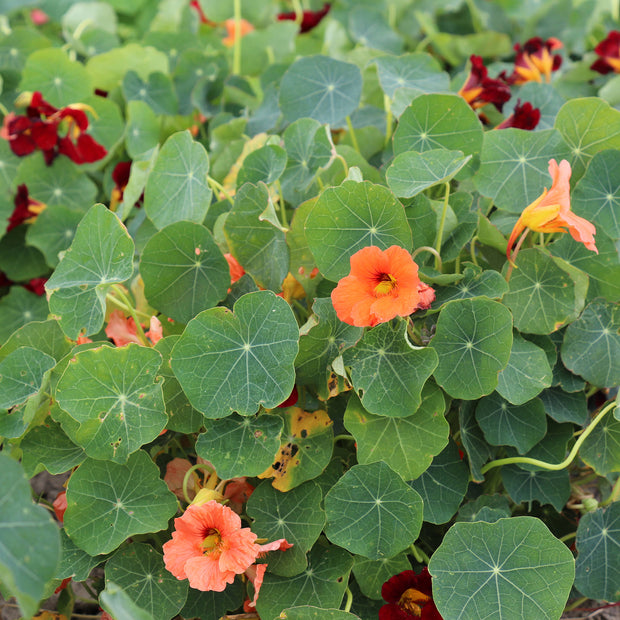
222;18;254;47
162;500;290;593
164;458;199;501
506;159;597;263
224;252;245;285
331;246;434;327
105;310;162;346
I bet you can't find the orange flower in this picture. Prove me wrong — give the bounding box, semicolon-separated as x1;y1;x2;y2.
224;252;245;285
331;246;434;327
222;18;254;47
105;310;162;346
506;159;597;263
163;500;290;593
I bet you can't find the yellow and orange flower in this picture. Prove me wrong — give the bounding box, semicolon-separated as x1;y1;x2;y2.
506;159;597;263
501;37;563;85
458;55;511;112
222;18;254;47
331;246;434;328
591;31;620;74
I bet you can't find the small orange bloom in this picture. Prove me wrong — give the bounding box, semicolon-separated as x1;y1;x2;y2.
163;500;290;593
331;246;434;327
224;252;245;285
222;18;254;47
105;310;162;346
506;159;597;263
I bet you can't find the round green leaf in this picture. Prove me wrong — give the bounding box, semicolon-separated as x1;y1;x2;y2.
0;27;51;73
539;387;588;425
374;53;449;99
100;582;154;620
20;418;86;478
408;439;469;524
429;517;575;620
0;346;55;409
180;581;243;620
170;291;299;417
561;300;620;388
0;287;48;345
19;47;92;107
459;400;494;483
196;413;283;479
45;204;134;340
125;100;160;159
16;154;97;210
580;409;620;475
344;384;449;480
122;70;178;115
431;298;513;400
247;480;326;577
305;180;412;282
456;494;511;524
343;320;438;417
555;97;620;181
352;552;412;600
501;466;570;512
496;333;553;405
279;55;362;126
144;130;212;230
393;94;483;157
256;543;354;620
575;503;620;601
476;393;547;454
386;149;471;198
238;144;287;186
105;543;188;619
0;225;48;281
153;336;203;433
0;318;71;364
0;454;61;620
433;265;508;307
64;450;177;555
349;7;403;54
25;204;83;268
55;344;166;463
223;182;289;291
572;149;620;240
57;529;105;582
140;221;229;324
502;249;587;335
474;128;570;213
324;461;424;559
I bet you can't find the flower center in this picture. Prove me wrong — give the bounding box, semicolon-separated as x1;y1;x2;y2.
398;587;432;616
201;528;222;555
374;272;397;296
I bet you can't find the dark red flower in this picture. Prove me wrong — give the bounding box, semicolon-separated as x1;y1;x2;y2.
189;0;216;25
380;568;443;620
110;161;137;211
7;184;46;231
24;277;48;296
458;55;511;112
500;37;563;85
54;577;72;594
496;100;541;130
277;385;299;408
1;92;107;166
277;3;331;33
591;31;620;74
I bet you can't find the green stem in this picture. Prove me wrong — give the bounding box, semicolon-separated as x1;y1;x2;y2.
208;175;235;205
232;0;242;75
384;94;393;148
333;434;355;443
291;0;304;25
276;179;288;228
559;531;576;543
108;285;150;346
469;235;479;267
182;463;216;504
409;543;430;565
345;115;360;154
105;293;151;322
343;587;353;613
564;597;588;613
600;475;620;507
481;400;617;475
411;245;442;272
433;182;450;272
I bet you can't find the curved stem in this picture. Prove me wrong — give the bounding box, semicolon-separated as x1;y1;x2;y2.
333;434;355;443
182;463;216;504
600;475;620;507
345;115;360;154
559;531;576;543
433;182;450;272
208;175;235;205
481;401;616;475
343;587;353;613
108;285;149;346
469;235;479;267
411;245;442;272
409;543;430;565
506;227;529;281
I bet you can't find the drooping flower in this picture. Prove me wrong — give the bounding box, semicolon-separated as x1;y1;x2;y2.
1;92;107;165
458;55;511;112
105;310;162;346
163;500;290;593
277;3;331;33
53;490;67;523
165;458;200;501
380;568;443;620
500;37;563;85
110;161;143;212
7;184;46;231
222;18;254;47
495;100;541;130
506;159;597;263
331;246;435;327
590;31;620;74
224;252;245;285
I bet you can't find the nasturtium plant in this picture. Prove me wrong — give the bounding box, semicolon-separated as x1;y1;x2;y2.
1;2;619;619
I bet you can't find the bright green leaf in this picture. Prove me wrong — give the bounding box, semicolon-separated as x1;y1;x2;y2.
0;346;55;409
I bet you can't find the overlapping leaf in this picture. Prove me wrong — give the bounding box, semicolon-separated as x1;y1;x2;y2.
0;346;55;408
